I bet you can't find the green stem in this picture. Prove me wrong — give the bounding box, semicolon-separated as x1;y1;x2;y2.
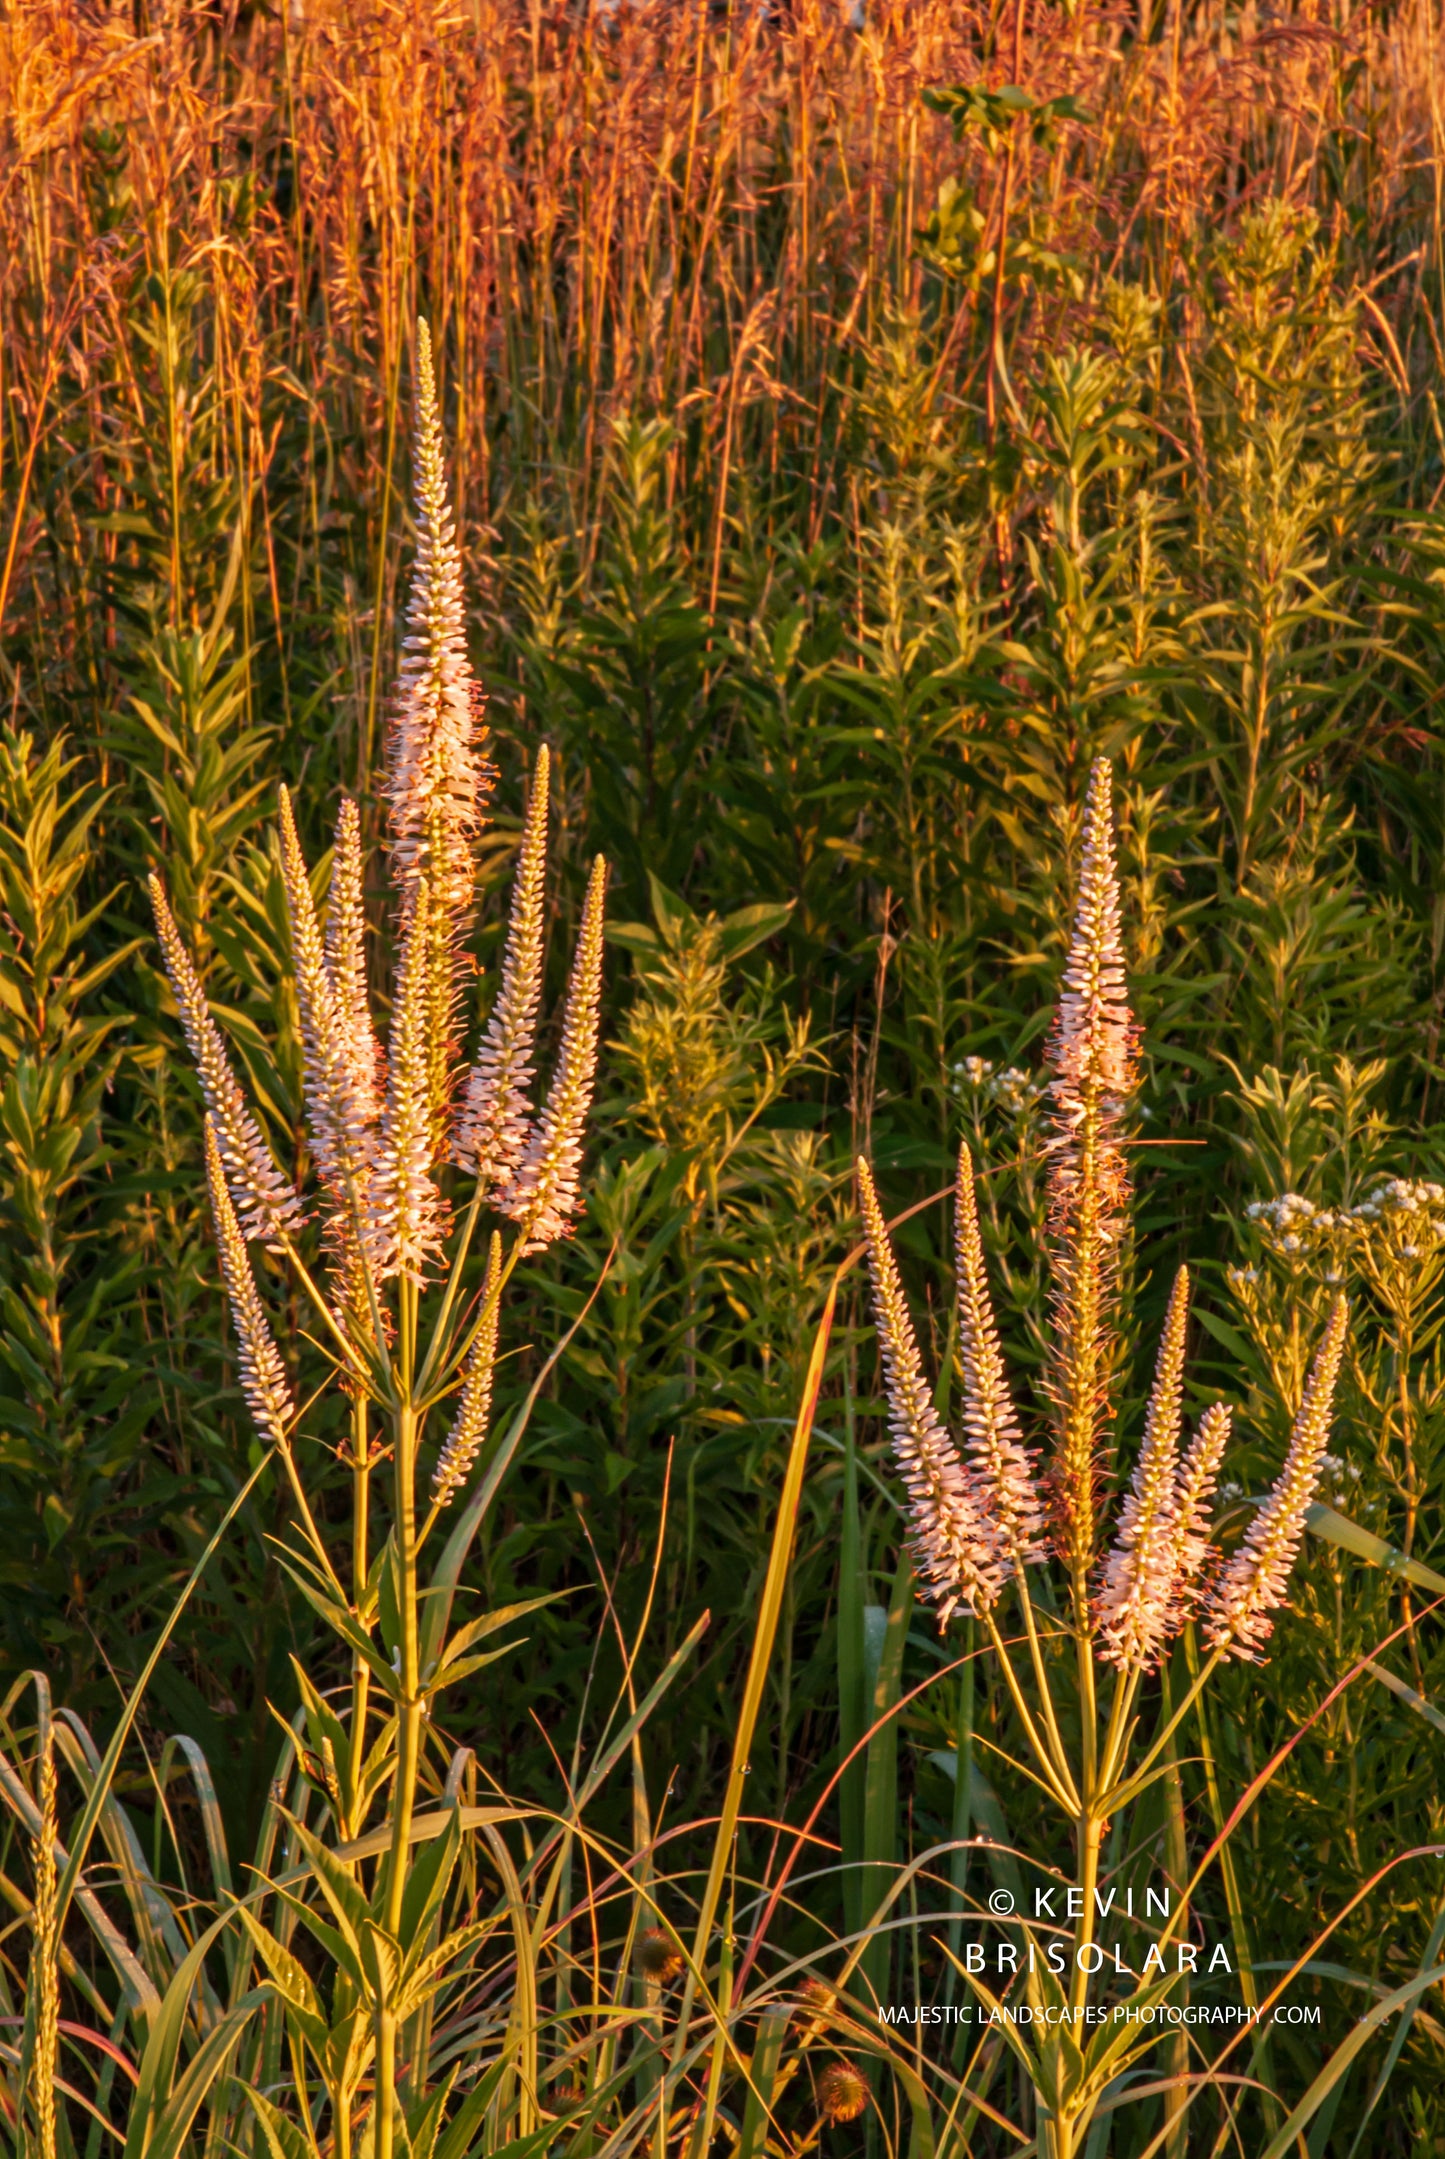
1098;1660;1141;1799
1044;2108;1076;2159
945;1619;975;1982
1015;1569;1077;1803
276;1229;380;1392
1075;1606;1098;1802
389;1467;423;1926
1069;1812;1103;2016
1159;1658;1189;2159
1102;1647;1223;1814
348;1390;373;1832
415;1194;525;1409
983;1612;1079;1815
378;1277;423;2159
376;2011;399;2159
413;1183;487;1398
276;1437;343;1596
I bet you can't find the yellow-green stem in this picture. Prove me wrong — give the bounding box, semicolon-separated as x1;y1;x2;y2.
277;1438;343;1596
376;2010;399;2159
378;1279;423;2159
31;1721;59;2159
983;1612;1078;1814
1099;1660;1141;1799
1103;1647;1223;1815
1044;2107;1078;2159
1069;1812;1104;2016
1075;1615;1098;1803
1015;1572;1079;1807
387;1515;423;1920
348;1391;372;1828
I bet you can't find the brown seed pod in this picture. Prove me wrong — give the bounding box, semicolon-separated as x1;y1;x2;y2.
793;1976;837;2029
638;1927;685;1983
818;2062;868;2124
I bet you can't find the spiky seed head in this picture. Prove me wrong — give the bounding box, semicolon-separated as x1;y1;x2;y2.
431;1235;503;1505
384;316;493;919
954;1141;1045;1564
858;1159;1006;1622
325;796;385;1126
1095;1267;1189;1668
1164;1399;1232;1631
370;876;447;1280
818;2064;869;2125
456;744;551;1190
278;789;387;1309
204;1118;295;1448
1049;760;1134;1146
279;790;376;1189
637;1928;685;1984
148;873;302;1246
1044;756;1136;1581
1204;1299;1348;1662
500;854;607;1253
383;318;494;1160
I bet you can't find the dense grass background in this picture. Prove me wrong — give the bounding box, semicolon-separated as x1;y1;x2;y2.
4;0;1445;2144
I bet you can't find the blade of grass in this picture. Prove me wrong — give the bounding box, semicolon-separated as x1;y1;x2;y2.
839;1375;867;1942
860;1549;912;2012
1345;1894;1445;2158
54;1457;269;1954
671;1278;836;2060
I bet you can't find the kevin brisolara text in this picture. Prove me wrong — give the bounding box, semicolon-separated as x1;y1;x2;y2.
877;2004;1295;2028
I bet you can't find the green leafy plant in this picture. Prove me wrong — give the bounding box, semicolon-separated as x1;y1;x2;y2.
856;763;1439;2157
0;731;142;1684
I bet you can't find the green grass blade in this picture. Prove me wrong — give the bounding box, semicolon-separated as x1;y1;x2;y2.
55;1458;269;1952
838;1379;866;1942
734;2007;788;2159
1305;1502;1445;1595
859;1549;911;2011
1344;1896;1445;2158
1254;1965;1445;2159
672;1279;836;2058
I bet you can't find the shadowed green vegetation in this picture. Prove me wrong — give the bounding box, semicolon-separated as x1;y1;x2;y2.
3;0;1445;2148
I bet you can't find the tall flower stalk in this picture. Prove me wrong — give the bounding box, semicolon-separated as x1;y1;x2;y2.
149;322;605;2159
858;758;1349;2159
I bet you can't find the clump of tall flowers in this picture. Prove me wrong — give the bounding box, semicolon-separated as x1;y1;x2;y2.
859;759;1348;2159
148;319;605;2159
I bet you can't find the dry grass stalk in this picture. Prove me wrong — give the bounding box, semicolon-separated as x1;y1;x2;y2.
3;0;1438;687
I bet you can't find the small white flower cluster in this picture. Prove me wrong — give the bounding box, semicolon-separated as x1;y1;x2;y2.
1242;1180;1445;1269
1245;1192;1318;1235
1349;1178;1445;1224
951;1055;1048;1116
